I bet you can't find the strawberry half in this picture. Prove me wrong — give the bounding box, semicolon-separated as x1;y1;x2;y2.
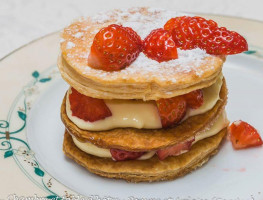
199;27;248;55
157;138;194;160
69;88;112;122
143;28;178;62
183;89;204;109
156;96;187;128
164;16;248;55
228;120;263;150
88;24;142;71
110;149;145;161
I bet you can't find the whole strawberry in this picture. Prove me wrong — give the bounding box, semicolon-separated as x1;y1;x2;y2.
143;28;178;62
88;24;142;71
164;16;248;55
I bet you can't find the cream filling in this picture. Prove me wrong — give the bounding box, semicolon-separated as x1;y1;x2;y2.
183;74;223;120
66;91;162;131
72;111;228;160
66;75;223;131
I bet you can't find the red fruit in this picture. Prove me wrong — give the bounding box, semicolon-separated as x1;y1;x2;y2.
157;138;194;160
199;27;248;55
183;89;204;109
164;16;248;54
228;120;263;150
110;149;145;161
69;88;112;122
143;28;178;62
164;16;218;50
88;24;142;71
156;96;187;128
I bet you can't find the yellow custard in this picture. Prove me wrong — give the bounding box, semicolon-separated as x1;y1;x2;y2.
66;75;223;131
72;111;228;160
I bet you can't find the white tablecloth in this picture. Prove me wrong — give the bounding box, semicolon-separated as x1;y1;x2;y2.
0;0;262;59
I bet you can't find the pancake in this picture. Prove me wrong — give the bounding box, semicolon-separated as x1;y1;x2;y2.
59;7;226;100
63;128;227;182
61;78;227;151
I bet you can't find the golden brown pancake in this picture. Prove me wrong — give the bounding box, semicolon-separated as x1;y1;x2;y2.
59;7;226;100
61;78;227;151
63;128;227;182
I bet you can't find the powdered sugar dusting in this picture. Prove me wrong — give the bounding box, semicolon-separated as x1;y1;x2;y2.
77;47;210;83
89;7;191;39
73;32;84;38
66;41;75;49
234;120;242;126
62;7;223;84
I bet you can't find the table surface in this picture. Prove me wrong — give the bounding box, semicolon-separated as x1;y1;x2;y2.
0;0;263;59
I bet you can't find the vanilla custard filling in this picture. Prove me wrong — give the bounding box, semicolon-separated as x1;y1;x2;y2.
72;111;228;160
66;75;223;131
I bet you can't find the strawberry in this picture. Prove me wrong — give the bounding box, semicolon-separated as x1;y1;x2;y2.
164;16;248;54
157;138;194;160
228;120;263;150
143;28;178;62
199;27;248;55
156;96;187;128
88;24;142;71
183;89;204;109
69;88;112;122
164;16;218;50
110;149;145;161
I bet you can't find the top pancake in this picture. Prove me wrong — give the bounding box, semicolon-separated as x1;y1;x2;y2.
59;7;226;100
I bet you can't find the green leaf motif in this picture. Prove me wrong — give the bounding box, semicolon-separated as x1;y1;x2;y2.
18;111;26;121
34;167;45;177
4;150;13;158
46;195;61;200
39;78;51;83
32;71;40;78
244;50;256;55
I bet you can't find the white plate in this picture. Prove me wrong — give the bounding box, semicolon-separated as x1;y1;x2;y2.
1;15;263;199
26;54;263;199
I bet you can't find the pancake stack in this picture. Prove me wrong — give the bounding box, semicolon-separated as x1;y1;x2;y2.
58;7;229;182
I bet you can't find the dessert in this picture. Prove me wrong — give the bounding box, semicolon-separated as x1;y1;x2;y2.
58;7;248;182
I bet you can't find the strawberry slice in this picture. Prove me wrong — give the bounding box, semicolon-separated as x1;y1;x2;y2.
164;16;218;50
183;89;204;109
88;24;142;71
164;16;248;55
156;96;187;128
110;149;145;161
143;28;178;62
157;138;194;160
228;120;263;150
199;27;248;55
69;88;112;122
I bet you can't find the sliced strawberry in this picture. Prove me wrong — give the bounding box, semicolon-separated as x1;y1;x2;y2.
110;149;145;161
228;120;263;150
183;89;204;109
88;24;142;71
69;88;112;122
156;96;187;128
164;16;248;54
164;16;197;49
157;138;194;160
143;28;178;62
199;27;248;55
